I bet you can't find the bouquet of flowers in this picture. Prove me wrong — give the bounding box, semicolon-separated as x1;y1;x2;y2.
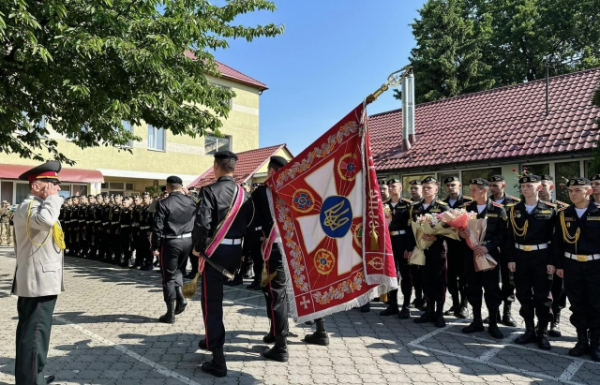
437;208;477;230
409;213;460;266
465;218;497;272
383;204;392;225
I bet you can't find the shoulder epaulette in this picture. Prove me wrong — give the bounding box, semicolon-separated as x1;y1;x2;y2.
463;196;473;201
508;195;521;202
556;200;570;207
436;200;448;206
505;203;516;207
543;201;557;208
411;201;420;206
492;202;503;208
557;206;569;212
402;198;412;204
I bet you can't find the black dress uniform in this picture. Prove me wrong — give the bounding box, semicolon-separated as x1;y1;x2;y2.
407;177;450;327
461;180;507;340
119;199;134;267
101;202;113;261
247;185;265;290
506;175;556;350
380;180;413;319
140;200;154;270
192;151;254;377
69;202;80;256
94;198;105;259
443;177;472;318
489;175;519;327
555;178;600;361
132;201;145;268
408;179;426;310
85;200;95;258
152;177;197;323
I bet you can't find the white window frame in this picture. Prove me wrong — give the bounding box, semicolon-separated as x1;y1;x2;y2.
204;134;232;155
117;121;134;148
147;125;166;152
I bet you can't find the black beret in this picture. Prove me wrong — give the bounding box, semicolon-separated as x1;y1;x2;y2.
167;175;183;184
123;196;132;201
387;178;401;185
443;176;460;184
214;150;238;161
409;179;422;186
378;179;387;185
490;175;505;182
470;178;490;187
161;186;167;192
590;174;600;181
567;177;591;187
422;176;438;184
142;191;150;196
269;155;288;169
519;175;541;184
540;174;554;182
18;161;62;184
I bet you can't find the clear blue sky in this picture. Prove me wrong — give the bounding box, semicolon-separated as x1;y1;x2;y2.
214;1;428;155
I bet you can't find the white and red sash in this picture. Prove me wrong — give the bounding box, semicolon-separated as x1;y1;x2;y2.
198;185;245;272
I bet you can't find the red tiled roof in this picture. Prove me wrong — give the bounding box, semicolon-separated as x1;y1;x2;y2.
184;51;268;90
371;68;600;171
188;144;290;188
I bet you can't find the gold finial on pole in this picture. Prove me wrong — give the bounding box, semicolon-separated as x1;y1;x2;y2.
366;65;413;105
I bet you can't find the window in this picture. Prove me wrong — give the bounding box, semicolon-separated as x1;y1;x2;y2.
72;185;88;197
461;167;502;196
58;184;72;199
126;183;134;190
585;160;594;177
148;125;165;151
109;182;124;190
1;182;13;203
555;161;581;204
522;163;550;177
15;183;30;204
205;134;232;155
118;121;134;148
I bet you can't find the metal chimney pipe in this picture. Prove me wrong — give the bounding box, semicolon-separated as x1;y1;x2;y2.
406;72;416;144
402;75;411;152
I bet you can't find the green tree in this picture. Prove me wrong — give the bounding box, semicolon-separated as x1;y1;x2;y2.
395;0;493;104
400;0;600;103
589;88;600;176
0;0;283;164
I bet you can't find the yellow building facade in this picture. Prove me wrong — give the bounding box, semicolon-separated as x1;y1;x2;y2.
0;62;266;204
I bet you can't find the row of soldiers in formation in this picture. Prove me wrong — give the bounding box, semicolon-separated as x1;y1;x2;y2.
375;173;600;362
59;192;159;270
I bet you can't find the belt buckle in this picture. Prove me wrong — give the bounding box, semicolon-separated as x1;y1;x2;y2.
577;255;588;262
522;245;533;252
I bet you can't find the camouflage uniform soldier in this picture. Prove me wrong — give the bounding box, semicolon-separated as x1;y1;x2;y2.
0;200;15;246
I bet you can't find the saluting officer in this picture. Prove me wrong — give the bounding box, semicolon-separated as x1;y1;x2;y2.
443;176;472;318
460;178;507;339
555;177;600;361
539;174;569;337
407;176;450;327
192;151;254;377
408;179;426;310
488;175;519;327
152;176;197;323
380;178;414;319
506;175;556;350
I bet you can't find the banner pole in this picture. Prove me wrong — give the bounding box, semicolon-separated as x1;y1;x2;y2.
366;65;413;105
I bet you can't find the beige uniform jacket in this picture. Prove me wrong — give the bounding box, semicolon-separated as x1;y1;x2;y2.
11;194;64;297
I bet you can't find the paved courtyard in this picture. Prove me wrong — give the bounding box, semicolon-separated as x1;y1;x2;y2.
0;247;598;385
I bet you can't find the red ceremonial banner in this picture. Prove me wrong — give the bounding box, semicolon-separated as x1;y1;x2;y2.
265;103;397;322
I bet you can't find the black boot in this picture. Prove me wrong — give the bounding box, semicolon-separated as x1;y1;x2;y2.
201;348;227;377
398;305;411;319
548;310;562;337
537;325;551;350
591;329;600;362
303;318;329;346
445;293;459;316
414;300;435;324
263;331;276;344
380;290;400;316
159;301;176;324
262;335;289;362
488;309;504;339
569;329;590;357
411;297;424;309
462;307;485;334
174;287;187;315
501;302;517;327
515;319;537;344
435;302;446;328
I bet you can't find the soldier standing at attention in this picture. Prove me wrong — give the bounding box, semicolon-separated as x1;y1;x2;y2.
119;197;134;268
152;176;197;324
506;175;556;350
0;200;15;246
539;174;569;337
140;192;154;271
408;179;426;311
443;176;471;318
488;175;519;327
379;178;413;319
407;176;450;327
460;179;507;339
555;178;600;361
12;162;64;385
110;195;123;265
192;151;254;377
590;174;600;205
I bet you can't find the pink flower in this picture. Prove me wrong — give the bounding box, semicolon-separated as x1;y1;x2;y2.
512;168;517;172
